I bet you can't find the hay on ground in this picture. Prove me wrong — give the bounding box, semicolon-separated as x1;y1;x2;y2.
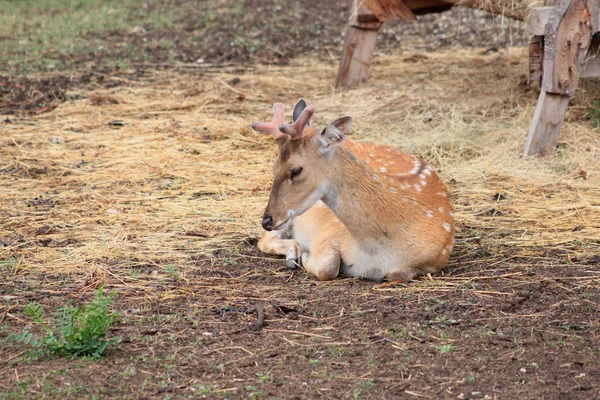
0;48;599;281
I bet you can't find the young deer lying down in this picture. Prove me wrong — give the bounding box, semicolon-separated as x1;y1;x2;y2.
252;99;454;282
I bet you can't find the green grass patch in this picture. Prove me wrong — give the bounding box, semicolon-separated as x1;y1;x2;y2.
0;0;184;74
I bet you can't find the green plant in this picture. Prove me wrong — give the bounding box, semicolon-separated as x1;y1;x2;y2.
434;344;455;353
9;286;121;358
165;264;180;279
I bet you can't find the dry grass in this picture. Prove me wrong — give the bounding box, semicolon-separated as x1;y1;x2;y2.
1;47;599;282
455;0;543;20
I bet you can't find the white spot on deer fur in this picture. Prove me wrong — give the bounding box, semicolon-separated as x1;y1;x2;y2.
424;168;432;176
414;184;422;192
438;207;444;213
389;161;395;165
369;153;375;157
411;199;418;206
380;167;387;173
443;222;451;232
400;183;409;190
420;180;427;187
419;173;426;180
438;192;447;197
425;210;433;218
410;163;421;175
442;248;447;255
449;211;455;217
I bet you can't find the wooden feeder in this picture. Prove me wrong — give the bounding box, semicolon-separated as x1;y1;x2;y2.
336;0;600;157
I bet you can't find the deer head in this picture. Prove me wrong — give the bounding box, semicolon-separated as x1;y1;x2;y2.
252;100;352;231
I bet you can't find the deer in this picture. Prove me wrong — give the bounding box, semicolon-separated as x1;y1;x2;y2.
251;99;455;282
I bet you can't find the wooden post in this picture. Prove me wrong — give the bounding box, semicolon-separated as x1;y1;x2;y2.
336;3;384;88
336;0;417;88
523;0;599;157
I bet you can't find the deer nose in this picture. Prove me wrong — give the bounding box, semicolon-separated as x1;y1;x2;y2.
261;215;273;231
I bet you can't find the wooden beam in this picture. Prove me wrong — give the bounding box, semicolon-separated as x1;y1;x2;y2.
363;0;416;21
542;0;598;95
523;91;570;157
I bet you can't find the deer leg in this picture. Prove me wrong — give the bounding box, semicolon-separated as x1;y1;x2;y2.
258;230;302;269
301;239;341;281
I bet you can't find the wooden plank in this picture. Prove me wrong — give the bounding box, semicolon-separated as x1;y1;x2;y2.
529;35;544;86
523;91;570;157
529;5;600;35
542;0;596;95
336;25;380;88
363;0;416;21
529;7;555;35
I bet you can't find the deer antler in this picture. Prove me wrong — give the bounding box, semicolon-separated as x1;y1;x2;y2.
251;103;286;140
278;105;315;141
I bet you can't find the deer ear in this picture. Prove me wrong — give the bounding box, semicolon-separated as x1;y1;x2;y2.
319;116;352;151
292;99;310;126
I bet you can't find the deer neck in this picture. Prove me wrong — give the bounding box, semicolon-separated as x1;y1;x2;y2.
320;147;405;239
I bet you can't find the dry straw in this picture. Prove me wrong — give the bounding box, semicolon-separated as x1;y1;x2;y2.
1;48;599;282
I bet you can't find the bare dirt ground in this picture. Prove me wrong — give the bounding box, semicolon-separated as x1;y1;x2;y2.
2;1;600;400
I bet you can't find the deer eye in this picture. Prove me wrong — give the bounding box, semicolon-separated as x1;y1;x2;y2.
290;167;303;180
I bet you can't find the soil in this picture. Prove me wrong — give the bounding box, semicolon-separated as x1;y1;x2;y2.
0;0;527;115
2;241;599;399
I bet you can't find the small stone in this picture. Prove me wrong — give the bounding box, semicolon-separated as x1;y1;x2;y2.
202;332;213;337
520;368;527;373
457;394;465;399
129;26;147;35
484;395;492;399
471;392;483;398
52;136;65;144
107;208;120;214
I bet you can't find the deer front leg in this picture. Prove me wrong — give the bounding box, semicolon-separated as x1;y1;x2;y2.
301;238;341;281
258;230;302;269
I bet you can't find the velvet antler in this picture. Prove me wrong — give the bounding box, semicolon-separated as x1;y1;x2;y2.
278;105;315;141
251;103;286;140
